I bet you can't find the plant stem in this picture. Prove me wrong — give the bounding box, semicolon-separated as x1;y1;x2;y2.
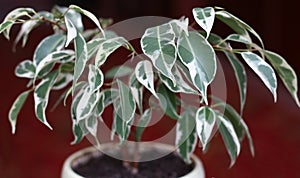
39;16;67;32
213;45;262;53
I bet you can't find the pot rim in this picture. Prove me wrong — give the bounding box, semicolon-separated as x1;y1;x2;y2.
61;142;205;178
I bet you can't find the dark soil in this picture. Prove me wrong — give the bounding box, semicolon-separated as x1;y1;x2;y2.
72;151;194;178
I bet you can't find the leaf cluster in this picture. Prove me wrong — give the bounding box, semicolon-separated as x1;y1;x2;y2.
1;5;299;166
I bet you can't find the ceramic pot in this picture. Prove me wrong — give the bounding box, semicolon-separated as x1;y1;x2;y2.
61;142;205;178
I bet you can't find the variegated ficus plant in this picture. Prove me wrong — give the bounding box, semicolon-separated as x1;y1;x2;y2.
1;5;299;170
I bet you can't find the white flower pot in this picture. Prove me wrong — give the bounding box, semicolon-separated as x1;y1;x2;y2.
61;142;205;178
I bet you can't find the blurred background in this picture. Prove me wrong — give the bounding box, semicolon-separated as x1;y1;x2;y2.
0;0;299;177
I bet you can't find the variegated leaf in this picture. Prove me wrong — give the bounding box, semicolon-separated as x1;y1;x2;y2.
105;65;133;79
215;10;263;47
216;111;241;167
196;106;216;150
76;86;99;122
102;88;119;107
264;50;300;107
241;52;277;102
15;60;36;79
135;60;158;98
169;18;189;36
73;33;88;94
14;11;54;48
111;103;131;143
225;52;247;113
129;73;143;114
2;8;35;39
95;36;128;67
136;108;152;141
71;120;88;145
52;73;73;90
33;34;66;66
95;92;105;116
87;38;106;59
8;90;31;134
206;33;247;113
65;16;78;47
215;100;254;156
34;70;59;129
159;65;197;94
192;7;215;38
177;31;217;104
176;110;197;163
86;115;98;137
35;50;75;78
0;20;15;34
141;22;177;84
225;34;252;44
69;5;104;34
69;85;87;145
88;65;104;92
117;80;136;124
157;83;180;120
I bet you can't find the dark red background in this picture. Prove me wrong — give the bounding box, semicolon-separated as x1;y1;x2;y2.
1;0;300;177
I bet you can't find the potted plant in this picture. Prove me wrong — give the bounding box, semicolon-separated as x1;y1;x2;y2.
1;4;299;178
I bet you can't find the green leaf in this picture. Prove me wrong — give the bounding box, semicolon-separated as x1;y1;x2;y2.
33;34;66;66
176;110;197;163
8;90;31;134
177;31;217;104
65;16;78;47
136;108;152;141
15;60;36;79
33;70;59;129
241;52;277;102
215;10;263;47
196;106;216;150
141;22;177;84
95;36;128;67
264;50;300;107
88;65;104;92
69;5;104;34
117;80;136;124
157;83;180;120
192;7;215;38
216;111;241;167
73;33;88;94
105;65;133;79
159;65;197;94
135;60;158;98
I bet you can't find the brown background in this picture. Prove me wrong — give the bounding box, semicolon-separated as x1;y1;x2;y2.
0;0;300;177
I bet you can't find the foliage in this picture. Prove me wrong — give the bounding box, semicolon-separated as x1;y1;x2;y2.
1;5;299;167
